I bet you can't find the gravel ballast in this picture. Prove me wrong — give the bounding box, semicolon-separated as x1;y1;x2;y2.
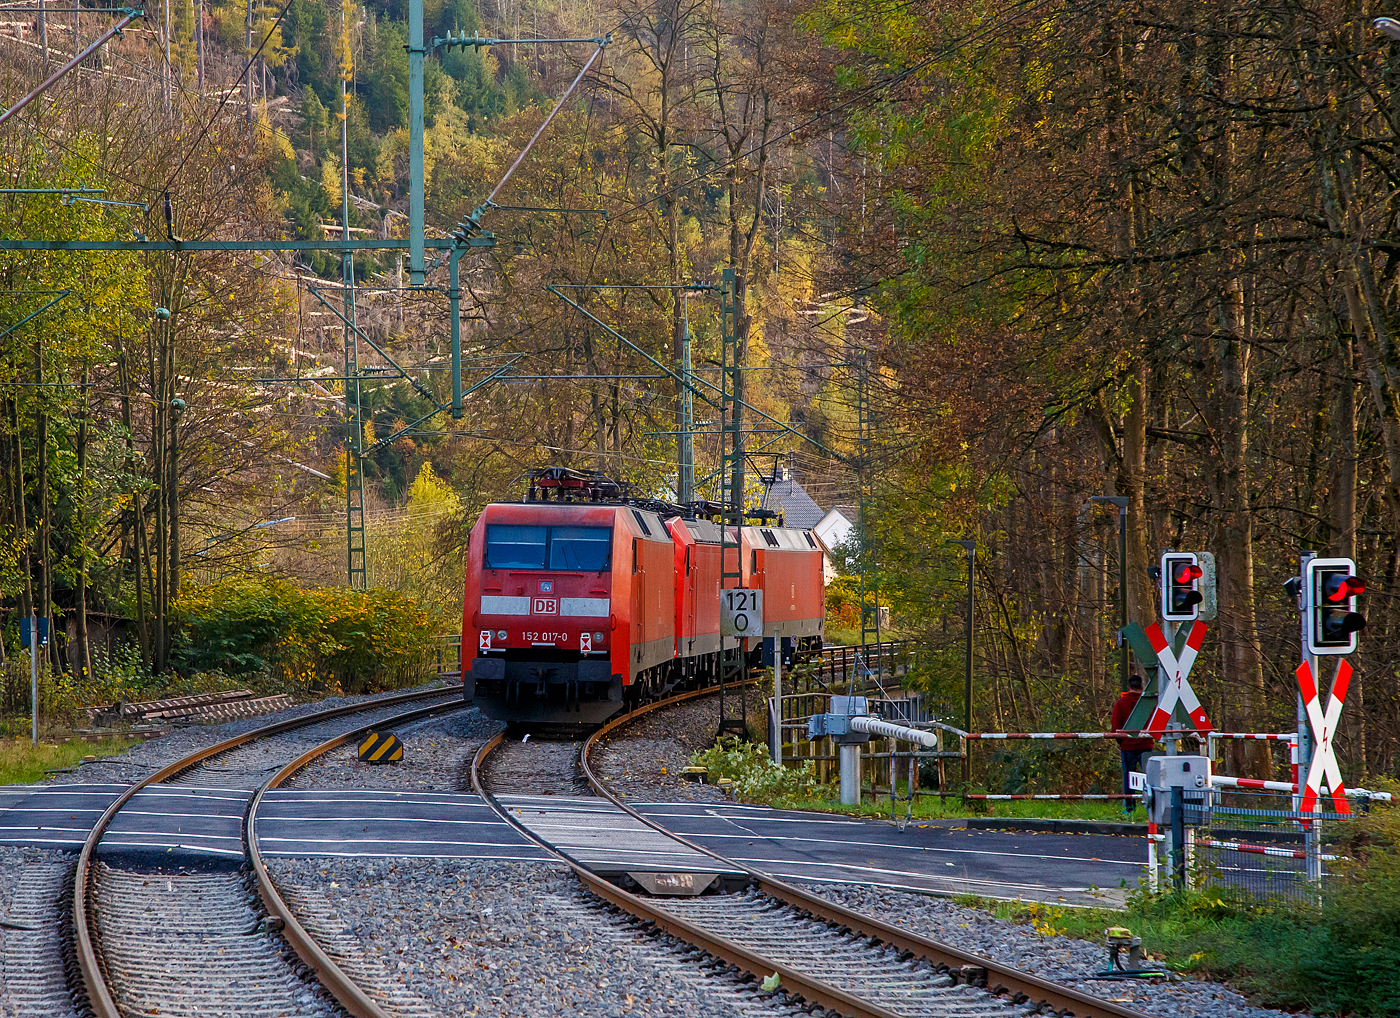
0;846;78;1018
805;882;1296;1018
7;675;1328;1018
287;707;501;792
268;857;805;1018
46;681;461;787
592;687;770;803
481;737;592;796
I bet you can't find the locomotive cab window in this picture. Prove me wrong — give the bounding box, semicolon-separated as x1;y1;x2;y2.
485;525;547;569
485;525;611;571
549;527;612;571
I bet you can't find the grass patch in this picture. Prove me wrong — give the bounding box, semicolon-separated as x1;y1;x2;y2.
765;792;1147;822
951;805;1400;1017
0;736;141;785
692;741;1146;822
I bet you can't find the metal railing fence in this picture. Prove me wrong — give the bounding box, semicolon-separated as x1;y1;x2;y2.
434;633;462;676
1171;789;1350;903
768;641;963;804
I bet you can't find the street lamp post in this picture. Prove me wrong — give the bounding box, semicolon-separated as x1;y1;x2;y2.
947;539;976;787
1089;496;1130;692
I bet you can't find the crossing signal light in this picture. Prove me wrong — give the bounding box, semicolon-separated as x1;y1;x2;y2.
1160;552;1203;621
1305;557;1366;655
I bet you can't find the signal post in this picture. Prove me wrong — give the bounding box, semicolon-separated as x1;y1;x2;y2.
1286;553;1366;881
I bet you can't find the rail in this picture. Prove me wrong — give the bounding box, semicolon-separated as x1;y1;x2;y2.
577;687;1152;1018
246;696;466;1017
470;687;936;1018
73;683;462;1018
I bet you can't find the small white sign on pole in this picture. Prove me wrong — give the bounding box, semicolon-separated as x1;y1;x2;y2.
721;588;763;638
1129;770;1146;791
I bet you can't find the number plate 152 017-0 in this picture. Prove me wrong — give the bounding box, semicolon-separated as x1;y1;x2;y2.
525;631;568;644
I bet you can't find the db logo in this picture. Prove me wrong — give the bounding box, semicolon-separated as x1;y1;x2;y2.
580;632;593;652
532;598;558;615
478;630;492;651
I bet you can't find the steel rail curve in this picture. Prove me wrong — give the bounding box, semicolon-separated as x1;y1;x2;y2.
73;683;462;1018
245;695;468;1018
470;682;925;1018
579;684;1155;1018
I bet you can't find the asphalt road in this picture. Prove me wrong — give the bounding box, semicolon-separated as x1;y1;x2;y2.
637;802;1141;905
0;784;1143;905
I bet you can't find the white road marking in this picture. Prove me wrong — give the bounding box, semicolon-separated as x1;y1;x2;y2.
703;808;761;836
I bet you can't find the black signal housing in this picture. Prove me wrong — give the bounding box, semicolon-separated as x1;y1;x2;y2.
1305;557;1366;655
1161;552;1203;622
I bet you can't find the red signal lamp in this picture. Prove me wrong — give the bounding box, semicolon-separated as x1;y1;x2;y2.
1160;552;1204;622
1323;575;1365;602
1173;563;1203;584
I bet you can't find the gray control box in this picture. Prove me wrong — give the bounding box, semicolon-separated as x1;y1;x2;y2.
1146;755;1210;789
1146;755;1211;826
808;697;871;743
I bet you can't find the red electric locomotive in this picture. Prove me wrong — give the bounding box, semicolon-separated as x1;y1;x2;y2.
740;523;826;662
462;468;825;727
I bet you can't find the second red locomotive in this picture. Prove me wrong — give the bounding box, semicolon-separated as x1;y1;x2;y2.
461;468;825;726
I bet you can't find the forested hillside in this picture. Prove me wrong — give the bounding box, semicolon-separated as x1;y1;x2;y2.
2;0;1399;783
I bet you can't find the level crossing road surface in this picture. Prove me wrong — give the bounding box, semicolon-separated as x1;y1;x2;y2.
0;785;1140;905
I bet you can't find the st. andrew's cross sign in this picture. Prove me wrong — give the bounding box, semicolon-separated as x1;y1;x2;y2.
1296;659;1352;815
1121;621;1213;736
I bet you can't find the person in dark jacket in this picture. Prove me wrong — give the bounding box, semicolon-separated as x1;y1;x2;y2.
1110;674;1155;813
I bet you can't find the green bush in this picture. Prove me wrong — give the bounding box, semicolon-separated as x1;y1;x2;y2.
690;737;822;802
172;576;450;694
825;575;862;629
0;641;260;730
975;801;1400;1016
1278;802;1400;1015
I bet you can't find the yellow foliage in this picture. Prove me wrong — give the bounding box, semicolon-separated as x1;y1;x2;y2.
173;576;451;694
321;156;343;209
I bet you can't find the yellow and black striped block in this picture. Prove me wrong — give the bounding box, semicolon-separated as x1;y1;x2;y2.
358;731;403;764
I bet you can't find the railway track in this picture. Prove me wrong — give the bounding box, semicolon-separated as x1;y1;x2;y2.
473;683;1152;1018
477;735;592;796
72;684;465;1018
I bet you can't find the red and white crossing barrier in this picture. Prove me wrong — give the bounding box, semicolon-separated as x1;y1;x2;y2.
1209;774;1390;802
1200;838;1339;862
1211;775;1298;794
1211;732;1295;741
964;731;1202;740
1146;822;1162;891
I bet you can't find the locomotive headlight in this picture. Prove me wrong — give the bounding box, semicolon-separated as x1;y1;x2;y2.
497;630;507;640
593;631;605;641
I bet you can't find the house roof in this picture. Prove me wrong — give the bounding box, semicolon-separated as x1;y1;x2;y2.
760;470;827;529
